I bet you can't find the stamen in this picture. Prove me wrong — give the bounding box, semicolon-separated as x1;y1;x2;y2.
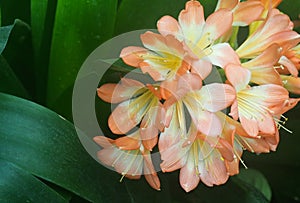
234;149;248;169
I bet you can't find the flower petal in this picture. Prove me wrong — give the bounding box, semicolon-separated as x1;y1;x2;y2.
157;15;182;39
120;46;147;67
97;78;145;103
205;43;240;68
198;83;236;112
279;55;299;77
202;9;233;41
191;59;212;80
143;153;161;191
239;115;259;137
178;0;205;44
108;100;141;134
233;1;264;26
225;64;251;92
179;151;201;192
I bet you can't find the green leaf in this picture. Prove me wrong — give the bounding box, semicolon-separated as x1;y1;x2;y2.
1;19;35;98
0;55;29;98
47;0;118;120
0;23;14;54
115;0;217;34
0;93;131;202
233;168;272;201
31;0;58;104
0;159;67;203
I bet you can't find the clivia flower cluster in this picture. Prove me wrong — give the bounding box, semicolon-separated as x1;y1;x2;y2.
94;0;300;192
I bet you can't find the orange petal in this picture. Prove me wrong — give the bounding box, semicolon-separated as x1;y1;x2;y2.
178;0;205;43
191;59;212;80
233;1;264;26
143;153;161;191
115;135;140;150
141;31;184;56
157;15;182;38
258;113;276;135
108;101;141;134
120;46;147;67
93;136;114;148
199;83;236;112
179;152;200;192
279;56;299;77
203;9;233;41
97;78;145;103
225;64;251;92
205;43;240;68
199;151;229;186
239;115;259;137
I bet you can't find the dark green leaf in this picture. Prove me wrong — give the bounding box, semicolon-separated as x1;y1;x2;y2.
1;19;35;98
0;159;67;203
115;0;217;34
0;55;29;98
0;93;131;202
0;24;14;54
47;0;118;120
31;0;58;104
233;168;272;201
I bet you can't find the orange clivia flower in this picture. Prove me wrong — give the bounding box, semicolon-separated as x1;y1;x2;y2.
225;64;289;137
157;0;240;68
93;134;161;190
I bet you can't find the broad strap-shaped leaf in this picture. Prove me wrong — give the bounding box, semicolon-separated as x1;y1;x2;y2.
47;0;118;120
0;159;67;203
0;55;29;98
0;93;131;202
0;19;35;97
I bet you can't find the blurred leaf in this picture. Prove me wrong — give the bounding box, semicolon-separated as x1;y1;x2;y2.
1;19;35;98
115;0;217;34
0;55;29;98
47;0;118;120
0;23;14;54
0;159;67;203
0;93;131;202
0;0;30;26
233;168;272;201
31;0;57;104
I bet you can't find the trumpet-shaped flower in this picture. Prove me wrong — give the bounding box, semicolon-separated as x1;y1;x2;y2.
162;73;235;137
160;122;234;192
242;44;282;85
236;9;299;58
225;64;289;137
121;32;191;81
277;42;300;77
157;0;240;68
93;133;160;190
97;78;164;150
216;0;264;26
